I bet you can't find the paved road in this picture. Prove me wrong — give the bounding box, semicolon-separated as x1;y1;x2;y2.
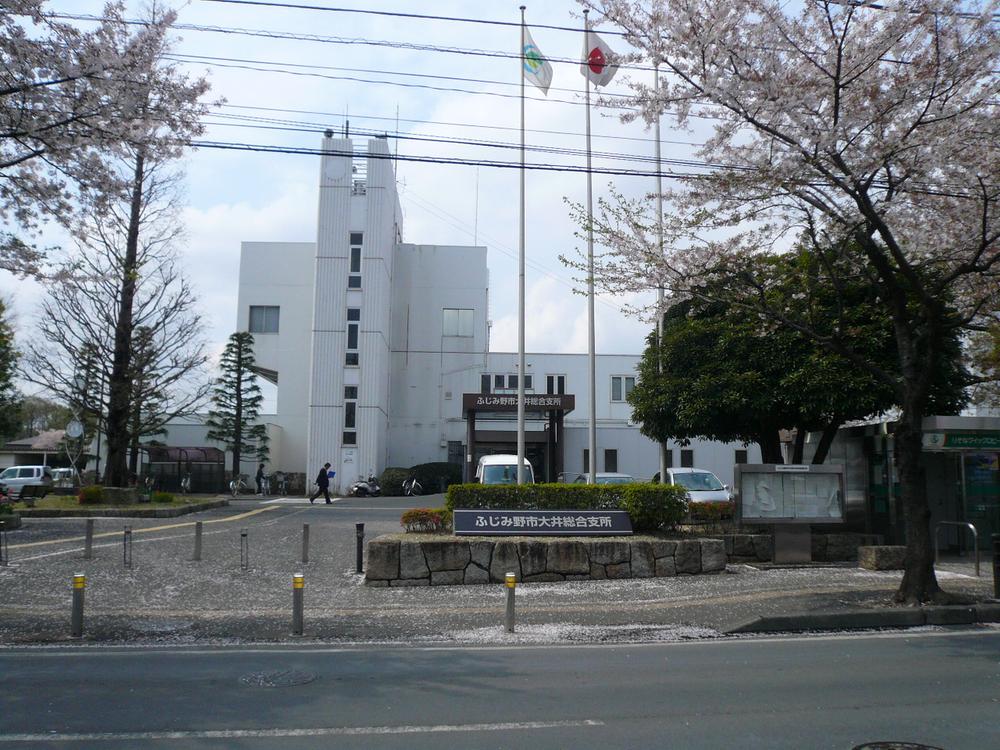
1;628;998;749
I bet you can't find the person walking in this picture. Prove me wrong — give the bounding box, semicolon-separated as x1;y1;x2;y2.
255;463;266;495
309;462;332;504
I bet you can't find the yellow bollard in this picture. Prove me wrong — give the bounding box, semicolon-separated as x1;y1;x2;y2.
504;572;516;632
292;573;305;636
71;573;86;637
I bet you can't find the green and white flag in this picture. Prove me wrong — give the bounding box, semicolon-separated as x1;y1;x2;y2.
522;26;552;95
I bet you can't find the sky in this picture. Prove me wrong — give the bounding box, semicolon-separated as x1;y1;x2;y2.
2;0;720;397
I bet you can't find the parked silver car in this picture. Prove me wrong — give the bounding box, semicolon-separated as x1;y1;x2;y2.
661;468;731;503
0;465;54;498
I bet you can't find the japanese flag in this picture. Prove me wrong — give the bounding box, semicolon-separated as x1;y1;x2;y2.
581;31;618;88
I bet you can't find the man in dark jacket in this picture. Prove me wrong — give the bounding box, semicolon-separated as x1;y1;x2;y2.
309;462;332;504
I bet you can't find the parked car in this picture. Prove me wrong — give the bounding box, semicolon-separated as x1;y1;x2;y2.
572;472;636;485
51;467;79;488
0;465;54;499
658;467;731;503
476;454;535;484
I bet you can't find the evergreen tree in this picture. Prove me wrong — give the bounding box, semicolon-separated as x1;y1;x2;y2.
205;332;268;480
0;301;21;440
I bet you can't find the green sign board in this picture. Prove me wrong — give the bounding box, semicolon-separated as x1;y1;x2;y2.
925;432;1000;451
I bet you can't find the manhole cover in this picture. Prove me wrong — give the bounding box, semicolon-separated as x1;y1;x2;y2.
853;744;945;750
240;669;316;688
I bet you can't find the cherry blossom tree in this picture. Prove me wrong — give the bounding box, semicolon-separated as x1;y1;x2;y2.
0;1;201;275
576;0;1000;604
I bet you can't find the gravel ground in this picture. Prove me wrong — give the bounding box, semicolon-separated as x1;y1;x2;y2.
0;500;994;646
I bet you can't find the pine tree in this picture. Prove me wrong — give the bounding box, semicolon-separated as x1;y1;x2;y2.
205;332;269;480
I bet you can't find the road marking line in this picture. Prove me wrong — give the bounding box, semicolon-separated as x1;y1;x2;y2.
8;507;278;550
0;719;604;742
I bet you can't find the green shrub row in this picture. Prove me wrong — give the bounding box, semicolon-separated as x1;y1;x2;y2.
401;507;453;533
151;491;175;504
445;483;688;532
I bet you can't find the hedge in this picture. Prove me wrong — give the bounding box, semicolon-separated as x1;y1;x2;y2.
445;482;688;532
379;467;409;497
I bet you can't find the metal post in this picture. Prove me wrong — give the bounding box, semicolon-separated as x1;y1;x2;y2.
292;573;304;636
193;521;203;562
505;572;516;633
302;524;310;564
84;519;94;560
122;526;132;569
240;528;249;571
993;534;1000;600
71;573;85;638
0;520;7;567
355;523;365;574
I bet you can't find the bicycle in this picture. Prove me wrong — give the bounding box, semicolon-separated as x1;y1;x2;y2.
180;474;191;495
402;476;423;497
230;474;251;497
260;474;272;496
274;472;288;496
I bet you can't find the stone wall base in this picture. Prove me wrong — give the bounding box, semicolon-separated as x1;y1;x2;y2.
365;535;727;586
858;545;907;570
717;532;882;563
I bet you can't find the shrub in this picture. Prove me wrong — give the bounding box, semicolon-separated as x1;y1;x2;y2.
78;485;104;505
688;500;735;522
401;507;453;533
446;482;687;533
410;462;463;494
379;467;409;497
0;494;13;515
151;491;174;504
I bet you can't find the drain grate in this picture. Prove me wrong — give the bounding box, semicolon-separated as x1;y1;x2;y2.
853;743;945;750
239;669;317;688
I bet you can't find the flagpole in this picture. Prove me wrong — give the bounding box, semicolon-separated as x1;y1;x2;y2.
654;62;668;484
583;9;597;485
517;5;527;485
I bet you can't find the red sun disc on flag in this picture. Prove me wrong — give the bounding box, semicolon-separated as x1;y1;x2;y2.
588;47;606;74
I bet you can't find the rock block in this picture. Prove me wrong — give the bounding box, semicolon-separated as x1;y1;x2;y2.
518;541;548;577
389;578;429;586
752;535;773;561
399;541;429;579
732;534;755;558
546;541;590;575
431;570;465;586
490;542;521;582
675;540;702;574
470;541;493;569
464;563;490;584
630;541;655;578
589;562;607;579
606;562;631;579
422;541;471;571
700;539;727;572
588;540;630;565
825;533;860;561
655;556;676;577
650;540;677;559
524;572;565;583
365;539;400;580
857;545;906;571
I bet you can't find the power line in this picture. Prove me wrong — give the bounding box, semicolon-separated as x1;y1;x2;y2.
199;0;631;37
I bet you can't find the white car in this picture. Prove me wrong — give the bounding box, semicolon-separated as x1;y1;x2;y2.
0;465;54;498
476;454;535;484
661;468;731;503
572;472;636;485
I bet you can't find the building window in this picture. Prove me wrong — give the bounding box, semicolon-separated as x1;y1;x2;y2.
611;375;636;402
681;449;694;468
345;352;359;366
604;449;618;473
546;374;566;394
346;307;359;365
507;374;518;390
348;233;362;289
442;308;474;337
735;449;748;465
248;305;279;334
343;431;356;445
665;449;673;468
583;449;589;473
523;374;533;390
481;374;491;393
494;374;505;390
345;386;357;400
345;402;356;429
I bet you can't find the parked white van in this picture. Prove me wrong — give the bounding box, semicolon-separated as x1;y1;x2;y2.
0;465;54;498
475;455;535;484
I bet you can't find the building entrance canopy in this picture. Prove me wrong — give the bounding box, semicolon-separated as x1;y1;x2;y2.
462;393;576;482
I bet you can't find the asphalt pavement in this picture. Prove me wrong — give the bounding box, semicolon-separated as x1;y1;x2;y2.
0;495;997;646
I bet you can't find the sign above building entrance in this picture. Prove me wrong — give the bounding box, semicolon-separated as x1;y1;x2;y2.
923;432;1000;451
462;393;575;412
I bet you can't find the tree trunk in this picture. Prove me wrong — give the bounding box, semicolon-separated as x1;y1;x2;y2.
756;430;784;464
811;421;841;465
893;407;942;604
103;151;145;487
791;428;806;464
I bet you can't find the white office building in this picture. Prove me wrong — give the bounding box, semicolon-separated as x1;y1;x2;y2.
236;133;759;492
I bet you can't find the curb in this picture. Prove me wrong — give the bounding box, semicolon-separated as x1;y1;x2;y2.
727;602;1000;634
17;499;229;519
